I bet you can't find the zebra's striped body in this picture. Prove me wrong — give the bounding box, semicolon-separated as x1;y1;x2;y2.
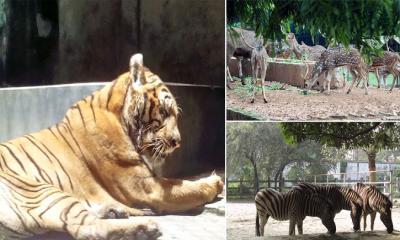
353;183;393;233
293;182;363;232
255;188;336;236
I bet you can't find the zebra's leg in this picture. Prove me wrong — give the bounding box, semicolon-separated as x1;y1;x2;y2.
363;213;367;231
0;174;160;240
297;219;303;235
259;213;269;236
289;218;296;235
260;59;268;103
370;211;376;231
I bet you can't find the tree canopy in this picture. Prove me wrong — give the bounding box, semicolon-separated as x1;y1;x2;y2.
227;122;340;190
280;122;400;182
228;0;400;57
280;122;400;151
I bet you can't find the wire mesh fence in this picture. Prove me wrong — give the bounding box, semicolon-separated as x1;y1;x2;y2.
228;169;400;201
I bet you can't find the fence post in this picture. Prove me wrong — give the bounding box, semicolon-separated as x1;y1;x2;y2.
239;178;243;199
314;175;316;184
389;170;393;202
267;176;271;188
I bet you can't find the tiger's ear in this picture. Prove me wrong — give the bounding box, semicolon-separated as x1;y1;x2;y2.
130;53;146;87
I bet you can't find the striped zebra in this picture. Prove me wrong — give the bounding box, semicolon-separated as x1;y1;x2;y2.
293;182;363;232
255;188;336;236
353;183;393;233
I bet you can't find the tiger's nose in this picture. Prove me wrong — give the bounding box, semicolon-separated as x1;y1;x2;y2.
170;136;181;149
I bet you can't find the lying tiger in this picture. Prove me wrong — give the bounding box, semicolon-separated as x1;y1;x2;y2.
0;53;224;239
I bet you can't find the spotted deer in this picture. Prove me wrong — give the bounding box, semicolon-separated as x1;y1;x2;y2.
227;27;260;88
304;47;368;95
287;33;346;91
286;32;326;61
236;28;269;103
369;51;400;91
265;41;291;59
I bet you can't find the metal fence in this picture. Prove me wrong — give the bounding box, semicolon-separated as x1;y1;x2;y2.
227;178;297;199
227;169;400;200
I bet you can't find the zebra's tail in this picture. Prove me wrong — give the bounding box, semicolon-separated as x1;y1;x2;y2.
256;211;260;236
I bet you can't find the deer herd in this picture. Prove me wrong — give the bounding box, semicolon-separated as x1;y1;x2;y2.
227;28;400;103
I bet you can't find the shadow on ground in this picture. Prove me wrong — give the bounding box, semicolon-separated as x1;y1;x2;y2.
248;231;400;240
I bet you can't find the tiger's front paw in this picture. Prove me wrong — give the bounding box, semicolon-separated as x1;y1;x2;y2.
202;173;224;202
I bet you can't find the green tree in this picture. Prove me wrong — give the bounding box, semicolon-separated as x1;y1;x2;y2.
227;123;339;191
228;0;400;57
280;122;400;183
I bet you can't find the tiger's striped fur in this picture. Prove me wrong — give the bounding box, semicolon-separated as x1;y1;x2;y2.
293;182;363;232
353;183;393;233
255;188;336;236
0;53;224;239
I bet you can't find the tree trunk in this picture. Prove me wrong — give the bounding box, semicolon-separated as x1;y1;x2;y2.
251;159;259;192
274;165;285;190
366;150;377;184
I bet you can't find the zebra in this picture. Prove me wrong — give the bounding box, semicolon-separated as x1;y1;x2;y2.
293;182;363;232
255;188;336;236
353;183;393;233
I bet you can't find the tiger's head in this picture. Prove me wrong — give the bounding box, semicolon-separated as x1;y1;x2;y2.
121;54;181;172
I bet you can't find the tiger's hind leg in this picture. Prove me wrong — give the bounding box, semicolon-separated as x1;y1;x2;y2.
0;173;161;240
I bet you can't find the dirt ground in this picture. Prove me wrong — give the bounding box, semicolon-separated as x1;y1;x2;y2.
227;80;400;121
227;200;400;240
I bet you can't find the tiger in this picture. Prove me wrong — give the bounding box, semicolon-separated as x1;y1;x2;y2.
0;53;224;239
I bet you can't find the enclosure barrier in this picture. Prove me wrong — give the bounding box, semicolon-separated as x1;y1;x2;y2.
227;169;400;200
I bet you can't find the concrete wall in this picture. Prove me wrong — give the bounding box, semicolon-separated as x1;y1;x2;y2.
56;0;224;86
1;0;224;176
0;83;223;177
0;83;103;141
140;0;224;86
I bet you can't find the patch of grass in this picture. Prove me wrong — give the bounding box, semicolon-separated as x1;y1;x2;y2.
232;77;284;99
265;82;284;90
339;68;396;88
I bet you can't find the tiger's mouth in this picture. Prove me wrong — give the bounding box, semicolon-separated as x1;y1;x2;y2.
138;138;175;162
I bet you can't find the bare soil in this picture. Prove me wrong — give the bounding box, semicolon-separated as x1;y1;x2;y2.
227;80;400;121
227;200;400;240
